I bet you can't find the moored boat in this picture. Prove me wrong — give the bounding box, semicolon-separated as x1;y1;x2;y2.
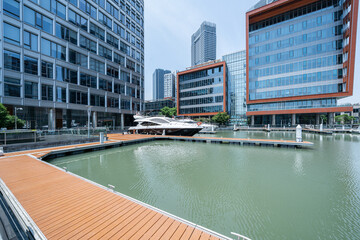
129;116;203;136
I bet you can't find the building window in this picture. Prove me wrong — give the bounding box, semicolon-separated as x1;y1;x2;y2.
105;1;119;20
99;79;112;92
106;33;119;49
56;66;78;84
55;23;77;44
114;53;125;66
3;23;20;45
24;31;38;51
25;81;38;99
69;49;88;68
4;50;20;71
40;0;65;19
56;87;66;102
41;84;53;101
80;73;97;88
98;11;112;29
80;35;97;53
79;0;97;19
90;94;105;107
66;0;77;6
68;9;88;31
114;83;125;94
90;22;105;41
120;70;130;82
42;61;53;78
3;0;20;19
92;0;105;8
90;58;105;73
24;56;38;75
23;6;53;34
99;45;112;60
107;66;119;78
69;90;88;105
41;38;66;60
4;77;21;97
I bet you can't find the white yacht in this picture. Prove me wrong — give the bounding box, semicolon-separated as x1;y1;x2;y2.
177;118;218;133
129;116;203;136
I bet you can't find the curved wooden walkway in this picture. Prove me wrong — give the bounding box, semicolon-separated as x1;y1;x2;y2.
0;134;230;240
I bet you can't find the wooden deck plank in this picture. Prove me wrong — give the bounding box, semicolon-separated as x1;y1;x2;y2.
129;214;167;240
189;229;203;240
160;221;182;239
149;218;175;240
114;211;162;239
199;232;212;239
45;193;127;238
98;208;153;239
39;188;115;230
68;200;137;239
0;134;229;240
169;223;189;239
137;216;169;240
180;226;196;240
87;204;147;239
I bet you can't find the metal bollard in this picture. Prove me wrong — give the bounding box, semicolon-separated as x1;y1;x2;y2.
100;132;104;144
296;125;303;142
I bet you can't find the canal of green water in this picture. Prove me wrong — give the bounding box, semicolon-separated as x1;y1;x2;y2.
48;131;360;239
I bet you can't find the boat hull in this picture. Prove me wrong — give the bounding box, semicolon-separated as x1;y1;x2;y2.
131;128;202;136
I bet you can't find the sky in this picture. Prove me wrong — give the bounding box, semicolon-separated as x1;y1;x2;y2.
144;0;360;104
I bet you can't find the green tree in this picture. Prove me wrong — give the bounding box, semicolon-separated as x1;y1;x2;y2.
211;112;230;125
0;103;26;129
0;104;8;127
320;115;327;124
335;114;354;124
160;107;177;118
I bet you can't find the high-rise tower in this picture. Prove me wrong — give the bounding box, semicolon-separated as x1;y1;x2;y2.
191;21;216;66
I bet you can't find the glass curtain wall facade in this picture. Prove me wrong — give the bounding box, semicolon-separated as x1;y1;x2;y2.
152;69;170;100
223;51;247;125
246;0;357;125
177;61;227;117
1;0;144;129
191;21;216;66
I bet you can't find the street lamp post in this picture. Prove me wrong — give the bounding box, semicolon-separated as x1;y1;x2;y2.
14;107;23;130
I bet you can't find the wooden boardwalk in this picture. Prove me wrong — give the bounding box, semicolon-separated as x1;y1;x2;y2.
0;133;310;239
0;135;231;240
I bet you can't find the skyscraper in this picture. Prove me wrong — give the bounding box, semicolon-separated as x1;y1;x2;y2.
223;51;247;125
191;21;216;66
246;0;358;126
0;0;145;129
164;72;176;98
152;69;171;100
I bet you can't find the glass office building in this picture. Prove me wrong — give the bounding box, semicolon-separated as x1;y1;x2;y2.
1;0;144;129
152;69;170;100
247;0;357;125
177;61;227;117
223;51;247;125
191;21;216;66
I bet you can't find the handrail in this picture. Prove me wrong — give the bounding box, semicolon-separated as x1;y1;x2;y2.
0;178;46;239
231;232;252;240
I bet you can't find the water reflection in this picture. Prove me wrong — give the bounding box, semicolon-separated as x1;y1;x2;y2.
48;131;360;240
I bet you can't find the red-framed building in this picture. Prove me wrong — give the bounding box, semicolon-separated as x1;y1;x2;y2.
246;0;358;125
177;61;228;117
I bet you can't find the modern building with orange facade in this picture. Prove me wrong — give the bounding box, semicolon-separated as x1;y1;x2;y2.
246;0;358;126
177;61;228;117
